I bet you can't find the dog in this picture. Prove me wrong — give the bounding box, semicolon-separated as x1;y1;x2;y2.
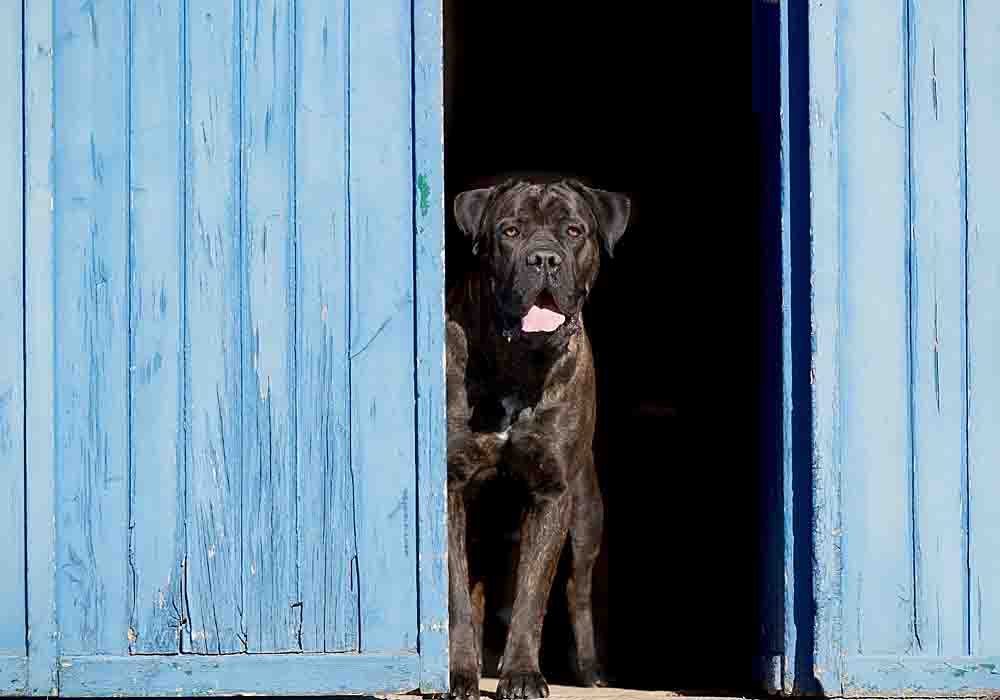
446;176;631;700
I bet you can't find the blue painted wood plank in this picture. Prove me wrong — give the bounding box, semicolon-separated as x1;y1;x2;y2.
837;0;915;658
0;655;27;696
907;0;969;658
58;652;419;697
806;0;845;692
294;0;358;653
842;655;1000;697
128;0;186;655
53;0;131;656
0;0;25;661
778;0;800;692
239;0;299;653
349;0;419;653
185;0;246;654
965;0;1000;659
412;0;449;689
24;0;58;693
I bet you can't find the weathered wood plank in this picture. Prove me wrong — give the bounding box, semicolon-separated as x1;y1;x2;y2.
837;0;915;657
0;656;28;697
413;0;449;688
128;0;186;654
53;0;131;656
0;0;25;660
294;0;358;653
349;0;419;652
24;1;58;692
907;0;969;657
239;0;298;653
966;0;1000;659
842;655;1000;697
807;0;845;691
58;652;420;697
185;0;245;654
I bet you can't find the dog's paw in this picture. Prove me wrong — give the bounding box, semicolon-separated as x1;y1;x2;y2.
574;659;609;688
496;670;549;699
449;669;481;700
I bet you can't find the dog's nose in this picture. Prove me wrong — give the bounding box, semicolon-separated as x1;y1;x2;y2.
526;249;562;272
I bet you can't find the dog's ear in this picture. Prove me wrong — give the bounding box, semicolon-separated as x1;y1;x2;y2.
454;179;522;254
566;180;631;258
453;187;493;247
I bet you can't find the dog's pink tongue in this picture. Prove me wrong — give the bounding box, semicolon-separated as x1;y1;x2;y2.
521;305;566;333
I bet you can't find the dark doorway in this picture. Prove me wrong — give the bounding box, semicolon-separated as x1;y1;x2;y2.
443;3;777;693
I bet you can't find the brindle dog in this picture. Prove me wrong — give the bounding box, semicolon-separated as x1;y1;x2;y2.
446;177;630;699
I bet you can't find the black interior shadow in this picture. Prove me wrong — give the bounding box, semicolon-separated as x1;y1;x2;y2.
442;3;771;694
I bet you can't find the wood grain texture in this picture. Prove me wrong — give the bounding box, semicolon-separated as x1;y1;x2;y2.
907;0;969;658
58;652;419;697
294;0;359;653
128;0;186;654
413;0;449;690
965;0;1000;659
0;0;25;661
239;0;299;653
0;656;27;697
842;655;1000;697
348;0;419;653
185;0;245;654
53;0;131;656
837;0;915;658
24;0;58;693
807;0;845;692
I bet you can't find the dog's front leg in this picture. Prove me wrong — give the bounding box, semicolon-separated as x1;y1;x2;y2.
448;488;481;699
496;476;571;700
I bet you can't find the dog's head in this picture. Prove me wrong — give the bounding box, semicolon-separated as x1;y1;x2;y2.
454;178;631;339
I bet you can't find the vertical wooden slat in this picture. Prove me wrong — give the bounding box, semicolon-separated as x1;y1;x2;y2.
185;0;245;654
838;0;915;657
53;0;131;656
965;0;1000;658
129;0;186;654
908;0;969;657
808;0;845;691
295;0;358;653
413;0;449;689
239;0;298;653
349;0;419;652
0;0;25;659
25;0;58;692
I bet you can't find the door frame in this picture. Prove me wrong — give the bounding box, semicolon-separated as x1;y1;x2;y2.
20;0;448;695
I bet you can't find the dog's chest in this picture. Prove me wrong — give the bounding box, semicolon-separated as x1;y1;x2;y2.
468;390;534;438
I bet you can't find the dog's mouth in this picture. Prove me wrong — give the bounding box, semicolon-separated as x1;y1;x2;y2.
521;290;566;333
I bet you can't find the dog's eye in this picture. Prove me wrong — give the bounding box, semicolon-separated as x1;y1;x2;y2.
502;226;519;238
566;226;583;238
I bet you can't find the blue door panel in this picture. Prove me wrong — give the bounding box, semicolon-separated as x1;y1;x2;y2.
12;0;447;694
797;0;1000;695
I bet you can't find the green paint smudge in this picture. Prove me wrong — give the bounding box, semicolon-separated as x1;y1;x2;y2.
417;174;430;217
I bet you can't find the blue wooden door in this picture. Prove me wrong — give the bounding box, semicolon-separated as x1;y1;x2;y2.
786;0;1000;696
7;1;447;696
